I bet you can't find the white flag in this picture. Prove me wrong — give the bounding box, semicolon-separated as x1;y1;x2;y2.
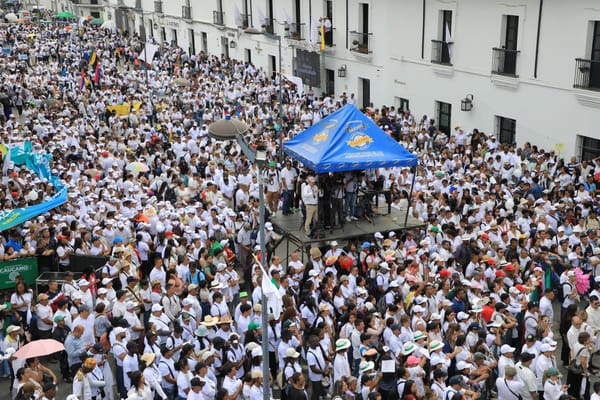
138;42;159;64
254;254;283;319
445;22;453;60
283;74;304;96
309;17;319;45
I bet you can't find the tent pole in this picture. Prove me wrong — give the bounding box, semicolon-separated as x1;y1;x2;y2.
404;165;417;227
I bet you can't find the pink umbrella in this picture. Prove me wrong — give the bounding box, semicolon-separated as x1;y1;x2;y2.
575;267;590;294
13;339;64;359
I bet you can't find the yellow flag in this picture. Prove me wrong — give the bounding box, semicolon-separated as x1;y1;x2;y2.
320;24;325;51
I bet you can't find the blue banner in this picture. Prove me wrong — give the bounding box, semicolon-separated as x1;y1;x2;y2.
0;142;67;232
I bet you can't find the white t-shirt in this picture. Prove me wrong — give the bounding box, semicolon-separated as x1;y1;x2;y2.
36;304;53;331
176;370;192;398
123;353;139;389
306;348;326;382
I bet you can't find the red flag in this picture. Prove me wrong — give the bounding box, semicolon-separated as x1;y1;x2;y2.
93;62;100;84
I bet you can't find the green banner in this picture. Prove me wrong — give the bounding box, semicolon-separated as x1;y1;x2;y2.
0;257;38;289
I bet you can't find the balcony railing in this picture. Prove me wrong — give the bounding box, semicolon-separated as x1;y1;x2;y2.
492;47;519;77
239;13;251;28
284;23;305;40
431;39;452;65
263;19;274;34
574;58;600;91
182;5;191;19
213;10;225;25
154;1;162;13
350;31;372;54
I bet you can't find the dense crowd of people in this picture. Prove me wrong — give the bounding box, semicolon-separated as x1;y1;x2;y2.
1;15;600;400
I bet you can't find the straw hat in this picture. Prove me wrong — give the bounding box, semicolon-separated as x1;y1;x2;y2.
140;353;156;366
201;315;219;327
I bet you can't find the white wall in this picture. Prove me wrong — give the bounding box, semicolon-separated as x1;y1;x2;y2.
122;0;600;159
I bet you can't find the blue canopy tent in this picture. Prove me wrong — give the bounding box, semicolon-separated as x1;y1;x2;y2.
283;104;418;173
284;104;419;225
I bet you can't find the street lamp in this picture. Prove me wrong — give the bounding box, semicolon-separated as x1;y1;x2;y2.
244;27;285;161
207;116;269;400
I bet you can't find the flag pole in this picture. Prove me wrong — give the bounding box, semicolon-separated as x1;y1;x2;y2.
257;160;270;400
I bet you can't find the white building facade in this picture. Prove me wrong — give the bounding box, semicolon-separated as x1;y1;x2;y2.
60;0;600;159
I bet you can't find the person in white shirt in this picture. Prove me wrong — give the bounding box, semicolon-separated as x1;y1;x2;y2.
516;352;538;400
591;381;600;400
497;344;516;378
221;363;243;399
306;335;329;399
122;341;140;391
333;339;351;384
543;368;568;400
302;177;319;236
186;377;206;400
35;293;54;339
496;366;525;400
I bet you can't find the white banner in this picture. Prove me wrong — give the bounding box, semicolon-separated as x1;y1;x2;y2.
138;43;159;64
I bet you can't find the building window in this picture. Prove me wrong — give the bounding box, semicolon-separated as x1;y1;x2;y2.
436;101;451;135
579;135;600;161
492;15;519;77
395;97;410;113
574;21;600;90
350;3;371;53
431;10;452;65
495;116;516;144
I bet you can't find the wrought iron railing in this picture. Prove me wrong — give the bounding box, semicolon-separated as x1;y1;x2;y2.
491;47;519;77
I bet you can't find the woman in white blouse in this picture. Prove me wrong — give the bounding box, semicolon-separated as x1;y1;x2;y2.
127;371;154;400
140;353;168;400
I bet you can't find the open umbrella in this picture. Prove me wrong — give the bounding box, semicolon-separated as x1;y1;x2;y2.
126;161;149;173
90;17;103;26
56;11;75;19
171;77;191;87
100;19;116;31
13;339;64;359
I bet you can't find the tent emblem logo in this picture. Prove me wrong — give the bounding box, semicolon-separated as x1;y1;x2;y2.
347;133;374;149
313;132;329;143
324;119;338;130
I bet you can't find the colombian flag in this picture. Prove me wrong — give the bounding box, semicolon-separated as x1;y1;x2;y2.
93;62;101;85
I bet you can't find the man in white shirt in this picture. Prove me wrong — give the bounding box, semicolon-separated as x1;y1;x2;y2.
306;335;328;400
516;352;538;400
36;293;54;339
122;341;140;390
496;366;525;400
280;160;297;215
302;176;319;236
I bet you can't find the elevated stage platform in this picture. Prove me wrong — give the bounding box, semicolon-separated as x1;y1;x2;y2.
270;207;426;263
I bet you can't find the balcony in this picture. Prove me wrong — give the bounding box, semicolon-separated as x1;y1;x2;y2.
350;31;372;54
239;13;251;29
431;39;452;65
263;19;274;34
213;10;225;26
182;5;191;19
491;47;519;77
284;23;305;40
154;1;162;13
574;58;600;91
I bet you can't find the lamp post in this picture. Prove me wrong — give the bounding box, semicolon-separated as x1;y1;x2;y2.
207;116;269;400
245;27;285;161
